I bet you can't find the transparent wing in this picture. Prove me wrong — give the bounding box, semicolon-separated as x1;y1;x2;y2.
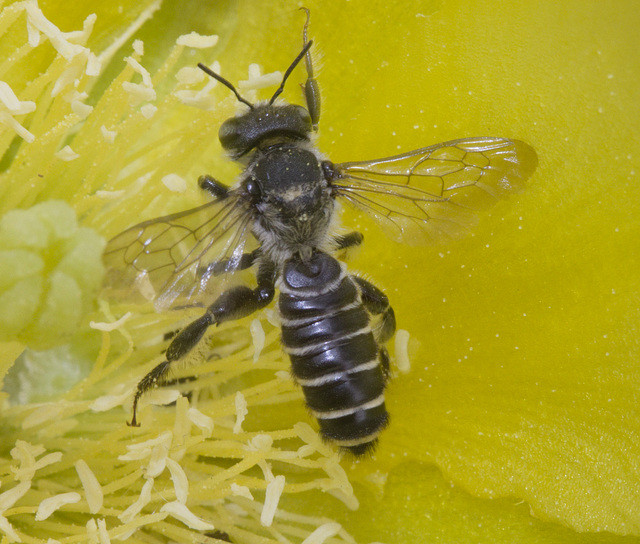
332;137;538;244
102;192;254;311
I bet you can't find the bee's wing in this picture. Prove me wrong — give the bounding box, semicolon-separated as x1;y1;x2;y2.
332;137;538;245
103;192;254;311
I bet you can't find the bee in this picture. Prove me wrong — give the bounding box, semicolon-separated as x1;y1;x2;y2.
104;12;537;456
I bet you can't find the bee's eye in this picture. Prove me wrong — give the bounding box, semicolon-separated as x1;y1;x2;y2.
245;178;261;197
218;116;241;151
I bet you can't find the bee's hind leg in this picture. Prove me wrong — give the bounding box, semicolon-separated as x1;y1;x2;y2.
352;276;396;381
352;276;396;343
128;260;277;426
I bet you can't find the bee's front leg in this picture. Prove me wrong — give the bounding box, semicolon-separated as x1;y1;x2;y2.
198;174;229;199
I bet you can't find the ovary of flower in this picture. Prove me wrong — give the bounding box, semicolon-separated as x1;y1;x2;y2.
10;441;43;480
0;483;31;544
23;403;67;429
233;392;248;434
321;457;353;497
176;32;219;49
140;103;157;118
175;67;205;85
65;89;93;118
301;522;342;544
100;125;118;143
122;82;156;107
394;329;412;373
89;312;132;332
118;478;154;523
0;81;36;142
0;481;31;513
146;442;169;478
125;55;153;87
187;407;214;437
173;62;220;110
250;318;265;363
162;174;187;193
165;458;189;504
118;431;173;461
35;492;81;521
0;516;20;542
10;440;62;482
23;1;95;52
160;501;215;530
15;451;62;482
55;145;80;161
75;459;103;514
96;518;109;543
230;483;254;501
51;49;101;96
261;475;285;527
117;431;173;478
86;518;98;540
238;66;283;91
0;82;36;114
90;387;131;412
21;3;103;97
249;435;274;453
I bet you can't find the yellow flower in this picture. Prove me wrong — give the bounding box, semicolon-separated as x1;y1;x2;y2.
1;0;639;543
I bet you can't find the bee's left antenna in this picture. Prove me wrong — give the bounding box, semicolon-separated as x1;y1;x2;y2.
198;63;254;109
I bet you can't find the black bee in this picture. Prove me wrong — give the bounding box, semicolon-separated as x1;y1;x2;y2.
104;12;537;456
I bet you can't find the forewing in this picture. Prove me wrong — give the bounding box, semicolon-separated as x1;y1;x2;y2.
103;193;254;311
332;137;538;244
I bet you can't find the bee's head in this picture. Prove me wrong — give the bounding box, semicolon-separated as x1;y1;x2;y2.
218;103;312;158
198;41;314;158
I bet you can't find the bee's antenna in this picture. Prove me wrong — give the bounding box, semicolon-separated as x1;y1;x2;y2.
198;62;254;109
269;40;313;105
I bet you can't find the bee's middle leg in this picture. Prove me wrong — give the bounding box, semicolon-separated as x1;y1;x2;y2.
333;231;363;251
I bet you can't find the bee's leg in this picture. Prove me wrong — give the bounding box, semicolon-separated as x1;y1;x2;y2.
378;346;391;381
353;277;396;343
352;276;396;380
198;174;229;199
204;248;262;277
129;260;276;426
333;231;363;251
300;7;320;129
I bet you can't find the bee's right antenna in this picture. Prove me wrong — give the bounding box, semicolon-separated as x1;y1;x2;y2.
198;62;254;109
269;40;313;105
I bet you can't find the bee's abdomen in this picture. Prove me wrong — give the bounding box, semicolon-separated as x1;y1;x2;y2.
279;253;388;455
